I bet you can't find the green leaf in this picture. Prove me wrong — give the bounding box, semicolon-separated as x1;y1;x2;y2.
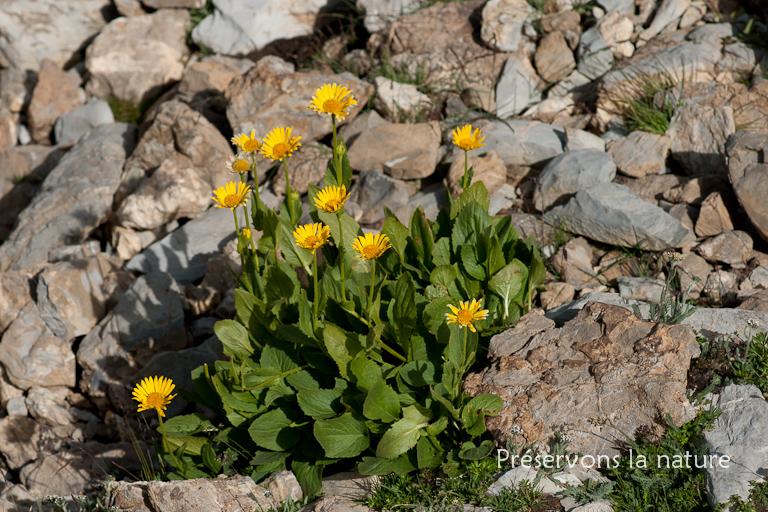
489;259;529;322
524;239;547;311
214;319;253;359
350;357;382;392
417;436;444;470
260;342;299;373
363;380;401;423
459;244;486;280
426;416;448;437
432;238;451;267
422;297;454;336
444;323;478;369
458;440;495;460
202;442;222;474
317;209;366;273
314;413;370;458
164;436;207;456
323;323;361;379
279;218;312;270
450;181;489;220
382;216;409;263
358;455;417;475
161;413;215;437
391;273;417;350
286;370;320;391
265;260;300;305
297;389;343;420
430;264;458;288
376;405;432;459
408;207;434;270
292;460;324;498
466;394;503;416
485;236;507;277
399;360;437;387
248;409;301;451
250;450;290;465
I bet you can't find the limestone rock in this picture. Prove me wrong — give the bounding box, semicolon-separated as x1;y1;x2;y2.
703;270;738;302
597;12;634;59
392;183;449;225
462;119;565;167
489;309;556;358
374;77;430;122
272;144;331;196
86;10;191;104
115;0;146;16
339;110;390;147
54;98;115;145
77;273;187;404
639;0;691;42
534;149;616;212
26;386;76;426
608;131;671;178
695;192;733;237
617;277;665;302
0;417;40;469
347;168;410;225
663;174;727;206
0;124;136;272
543;183;695;251
347;122;440;180
550;237;602;290
577;27;614;80
357;0;422;34
667;105;735;176
226;58;373;144
678;252;711;299
26;59;85;144
143;0;205;7
0;270;32;334
481;0;529;52
496;55;542;118
696;231;753;266
535;31;575;83
540;282;576;311
466;302;699;458
565;127;606;152
0;302;76;390
446;151;506;199
727;132;768;242
0;0;111;71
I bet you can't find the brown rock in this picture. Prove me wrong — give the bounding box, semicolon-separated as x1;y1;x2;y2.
465;302;699;458
608;131;671;178
697;231;753;266
0;416;41;469
271;144;331;196
737;289;768;312
695;192;733;237
489;309;556;358
347;122;440;180
540;10;581;33
667;104;735;176
677;252;710;299
668;203;695;232
615;174;687;206
703;270;738;302
727;131;768;242
0;109;16;152
663;174;729;206
446;150;506;199
0;270;32;333
539;281;576;310
143;0;205;7
26;59;84;143
550;237;601;290
535;31;575;83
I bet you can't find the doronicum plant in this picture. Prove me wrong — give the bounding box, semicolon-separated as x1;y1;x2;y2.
150;85;546;496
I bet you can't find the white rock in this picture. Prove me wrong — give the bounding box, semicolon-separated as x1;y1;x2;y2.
374;77;430;122
54;98;115;145
357;0;422;33
597;12;634;59
577;27;614;80
639;0;691;42
496;55;542;118
480;0;529;53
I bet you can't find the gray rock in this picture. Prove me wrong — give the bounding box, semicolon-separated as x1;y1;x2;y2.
496;55;542;119
687;23;738;44
487;467;562;496
704;384;768;507
639;0;691;42
338;110;390;147
0;302;76;390
0;0;111;72
696;230;753;266
549;69;593;100
727;132;768;243
596;0;634;14
26;386;74;426
357;0;422;33
0;416;40;469
271;144;331;196
480;0;528;52
126;207;245;283
577;28;614;80
703;270;738;302
374;76;430;122
0;124;137;272
54;98;115;145
26;59;85;144
76;273;187;404
5;396;27;417
617;277;665;302
565;128;606;152
608;131;672;178
534;149;617;212
667;105;735;176
545;181;695;250
192;0;328;56
571;500;615;512
143;0;205;7
489;309;555;358
347;168;410;225
393;183;448;224
468;119;565;167
86;10;191;104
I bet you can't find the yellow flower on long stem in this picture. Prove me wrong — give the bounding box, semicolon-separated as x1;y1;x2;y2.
260;127;302;161
314;185;349;213
293;223;330;254
446;298;489;333
225;153;253;174
212;181;250;210
451;124;485;151
308;83;357;120
231;130;261;153
352;233;391;260
132;376;176;418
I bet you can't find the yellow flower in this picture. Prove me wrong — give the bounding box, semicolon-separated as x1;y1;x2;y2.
225;153;252;174
445;298;489;333
293;223;330;254
212;181;250;209
231;130;261;153
242;228;252;239
451;124;485;151
352;232;391;260
314;185;349;213
308;83;357;119
132;376;176;417
261;127;302;161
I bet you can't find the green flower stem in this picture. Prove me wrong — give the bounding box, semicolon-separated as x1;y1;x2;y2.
332;114;341;186
463;150;468;189
368;259;376;325
380;338;406;363
284;159;296;225
157;412;188;479
312;252;319;331
232;208;240;233
251;160;261;210
462;326;468;373
239;174;260;273
338;210;346;302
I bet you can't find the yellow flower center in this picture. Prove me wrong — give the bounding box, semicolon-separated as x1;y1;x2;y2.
145;392;165;409
232;158;251;172
305;235;321;247
323;99;340;114
223;194;241;208
272;142;290;159
325;199;340;211
460;138;472;149
457;310;474;325
243;139;260;152
363;245;380;259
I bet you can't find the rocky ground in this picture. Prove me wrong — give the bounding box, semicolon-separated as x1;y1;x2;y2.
0;0;768;511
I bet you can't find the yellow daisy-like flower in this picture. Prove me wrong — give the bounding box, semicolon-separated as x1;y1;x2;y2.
446;298;489;333
293;223;330;254
225;153;252;174
242;228;251;240
132;376;176;418
308;83;357;120
352;232;391;260
231;130;261;153
314;185;349;213
261;127;302;161
451;124;485;151
212;181;250;210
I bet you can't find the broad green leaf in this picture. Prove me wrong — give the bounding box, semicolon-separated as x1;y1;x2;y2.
250;450;290;465
363;380;400;423
391;273;417;350
317;209;367;273
486;236;507;277
432;237;451;267
260;343;299;373
214;320;253;359
202;442;222;474
399;360;436;387
286;370;320;391
350;357;382;392
162;413;215;437
430;264;458;288
248;409;301;451
525;240;547;311
466;394;503;416
265;260;300;305
408;207;434;271
489;259;528;322
458;440;495;460
450;181;489;219
417;436;444;470
382;216;409;262
358;455;416;475
164;435;207;456
422;296;454;336
376;406;431;459
323;323;359;379
297;389;343;420
323;140;353;189
460;244;486;280
314;413;370;458
426;416;448;437
451;201;491;253
292;460;324;498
